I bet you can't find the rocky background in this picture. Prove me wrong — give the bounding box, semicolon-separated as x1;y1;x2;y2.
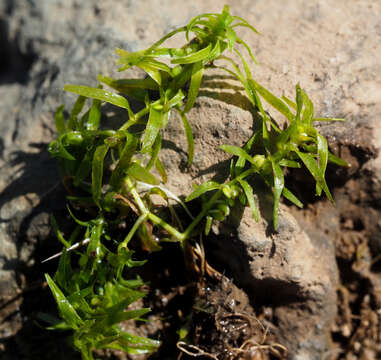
0;1;380;359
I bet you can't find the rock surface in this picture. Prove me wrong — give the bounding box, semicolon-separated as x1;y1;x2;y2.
208;202;338;359
0;0;380;359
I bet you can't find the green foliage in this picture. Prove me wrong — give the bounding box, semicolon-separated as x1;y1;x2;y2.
46;5;347;359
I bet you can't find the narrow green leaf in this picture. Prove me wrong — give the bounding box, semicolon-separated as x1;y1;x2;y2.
141;106;162;153
98;75;158;91
281;95;297;110
301;89;314;126
328;152;349;167
171;43;212;64
110;134;138;188
316;132;328;196
205;40;222;63
163;89;185;111
220;145;255;164
127;163;160;185
45;274;83;330
68;96;87;130
238;179;259;221
98;75;155;101
252;80;294;122
87;221;103;274
278;159;301;168
234;132;260;175
186;181;220;202
205;216;213;236
226;27;237;50
92;144;110;207
87;98;102;131
55;249;72;292
143;59;172;73
282;187;303;208
271;161;284;229
55;105;66;134
295;150;333;202
103;332;160;353
48;139;75;161
64;85;134;118
184;61;204;113
138;222;162;252
155;158;167;183
236;38;258;64
295;84;303;123
138;62;162;85
232;15;260;34
50;215;70;248
67;205;90;227
104;308;151;327
146;133;162;171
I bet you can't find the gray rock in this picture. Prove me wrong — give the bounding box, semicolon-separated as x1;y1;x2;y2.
209;203;338;359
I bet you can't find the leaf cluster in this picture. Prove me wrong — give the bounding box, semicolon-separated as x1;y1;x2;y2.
45;5;347;359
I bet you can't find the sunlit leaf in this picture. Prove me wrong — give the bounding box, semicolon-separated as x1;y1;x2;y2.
155;158;167;183
138;62;163;85
281;95;297;110
171;43;212;64
295;84;303;123
55;105;66;134
64;85;134;118
328;152;349;167
146;133;162;171
271;160;284;229
87;97;102;131
163;89;185;111
127;163;160;185
141;106;163;153
45;274;83;330
278;159;301;168
316;131;328;196
301;89;314;126
237;179;259;221
295;150;333;203
186;181;220;202
282;186;303;208
252;80;294;122
220;145;254;164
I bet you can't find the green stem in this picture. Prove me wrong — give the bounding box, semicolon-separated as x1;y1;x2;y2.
180;168;254;243
181;190;222;241
124;177;148;214
148;212;185;241
119;213;148;250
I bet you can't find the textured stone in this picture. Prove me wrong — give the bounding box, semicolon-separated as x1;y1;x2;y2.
209;203;338;359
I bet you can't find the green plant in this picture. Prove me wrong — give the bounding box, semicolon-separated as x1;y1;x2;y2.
44;5;347;359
